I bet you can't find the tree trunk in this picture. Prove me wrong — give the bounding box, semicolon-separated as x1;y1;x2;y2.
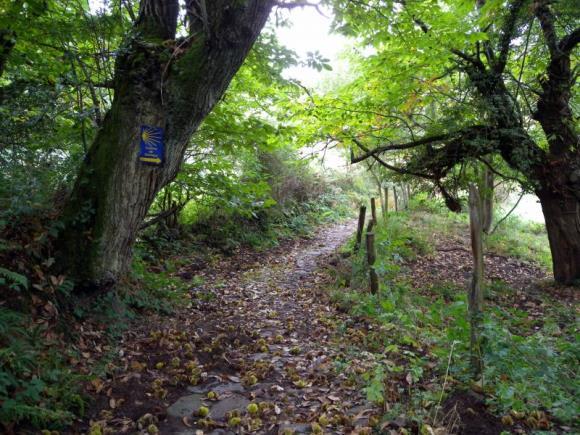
0;29;15;79
393;187;398;212
57;0;273;289
538;191;580;285
480;167;494;233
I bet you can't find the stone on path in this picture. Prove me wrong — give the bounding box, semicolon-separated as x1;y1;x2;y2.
188;381;245;395
167;394;204;419
209;394;251;420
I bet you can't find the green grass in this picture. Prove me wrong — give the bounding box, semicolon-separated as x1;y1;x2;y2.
486;216;551;270
329;201;577;429
410;193;551;269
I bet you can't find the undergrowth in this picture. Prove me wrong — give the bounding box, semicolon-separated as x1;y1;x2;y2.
0;256;191;432
0;182;352;431
180;190;354;252
329;200;577;431
486;216;551;270
0;308;85;430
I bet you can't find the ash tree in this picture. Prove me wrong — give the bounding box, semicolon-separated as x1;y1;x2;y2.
327;0;579;284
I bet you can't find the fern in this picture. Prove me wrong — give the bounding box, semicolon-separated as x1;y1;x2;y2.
0;308;85;429
0;266;28;291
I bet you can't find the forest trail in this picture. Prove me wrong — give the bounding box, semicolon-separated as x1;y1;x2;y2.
82;217;570;435
86;219;383;435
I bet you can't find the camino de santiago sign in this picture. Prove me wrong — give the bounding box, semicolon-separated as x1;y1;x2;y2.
139;125;164;165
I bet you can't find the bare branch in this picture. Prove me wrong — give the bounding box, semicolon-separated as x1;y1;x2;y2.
274;1;328;17
350;132;452;163
489;190;525;235
350;137;435;179
477;157;526;185
350;126;490;164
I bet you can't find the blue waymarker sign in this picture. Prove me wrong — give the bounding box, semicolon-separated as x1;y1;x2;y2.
139;125;164;165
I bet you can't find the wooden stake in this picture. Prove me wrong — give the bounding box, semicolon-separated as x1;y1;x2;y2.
355;205;367;251
468;183;484;377
366;231;379;294
370;197;377;223
366;218;374;234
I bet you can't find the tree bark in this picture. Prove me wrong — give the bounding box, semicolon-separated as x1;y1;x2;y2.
538;190;580;285
481;167;494;233
0;29;15;79
57;0;273;289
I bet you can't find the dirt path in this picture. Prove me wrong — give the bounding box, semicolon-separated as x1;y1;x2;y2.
85;220;381;434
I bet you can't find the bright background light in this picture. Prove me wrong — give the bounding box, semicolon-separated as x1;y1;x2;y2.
273;5;347;88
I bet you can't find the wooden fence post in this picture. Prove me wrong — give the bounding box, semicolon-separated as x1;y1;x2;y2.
468;183;484;377
379;188;385;219
355;205;367;251
383;187;389;217
370;197;377;223
366;218;374;234
366;231;379;294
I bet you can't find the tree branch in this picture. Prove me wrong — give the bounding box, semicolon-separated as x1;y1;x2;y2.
559;27;580;54
494;0;525;74
534;0;558;57
350;132;453;163
451;49;485;71
136;0;179;40
350;137;435;180
350;126;490;164
274;1;327;16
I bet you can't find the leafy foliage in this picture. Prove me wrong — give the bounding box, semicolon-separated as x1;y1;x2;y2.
0;308;85;430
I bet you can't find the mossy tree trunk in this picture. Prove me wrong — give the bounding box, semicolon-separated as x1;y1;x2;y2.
0;29;15;79
58;0;273;289
480;167;494;234
537;185;580;285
